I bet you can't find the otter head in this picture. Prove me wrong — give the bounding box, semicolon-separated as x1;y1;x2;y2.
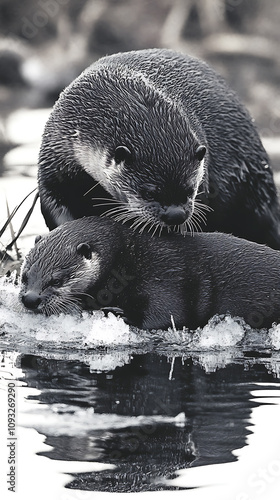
42;68;208;235
107;141;207;233
19;220;107;315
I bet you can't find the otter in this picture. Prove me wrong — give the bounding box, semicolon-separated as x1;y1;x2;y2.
20;217;280;330
38;49;280;249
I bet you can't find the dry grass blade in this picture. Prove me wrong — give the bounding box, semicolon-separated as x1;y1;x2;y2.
6;197;20;260
6;191;39;250
0;187;38;239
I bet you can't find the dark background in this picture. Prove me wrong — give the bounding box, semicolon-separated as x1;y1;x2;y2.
0;0;280;178
1;0;280;169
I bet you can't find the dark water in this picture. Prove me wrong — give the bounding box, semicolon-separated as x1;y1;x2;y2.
1;330;280;498
19;352;276;493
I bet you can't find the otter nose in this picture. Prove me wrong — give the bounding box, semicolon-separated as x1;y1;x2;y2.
161;206;188;225
22;291;41;310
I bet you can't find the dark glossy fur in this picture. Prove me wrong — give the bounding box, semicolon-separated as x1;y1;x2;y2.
38;49;280;248
20;217;280;330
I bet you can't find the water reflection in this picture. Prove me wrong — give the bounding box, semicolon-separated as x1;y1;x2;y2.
14;352;277;493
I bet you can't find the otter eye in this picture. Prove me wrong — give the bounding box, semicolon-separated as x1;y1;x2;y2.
114;145;132;165
77;242;92;260
195;145;206;161
49;277;62;287
140;186;158;202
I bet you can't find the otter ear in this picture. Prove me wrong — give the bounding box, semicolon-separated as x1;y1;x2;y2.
195;145;206;161
77;243;92;260
35;235;42;244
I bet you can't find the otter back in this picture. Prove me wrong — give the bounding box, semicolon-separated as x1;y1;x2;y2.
38;49;280;248
20;217;280;330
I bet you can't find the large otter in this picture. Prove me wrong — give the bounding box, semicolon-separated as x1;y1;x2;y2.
38;49;280;248
20;217;280;330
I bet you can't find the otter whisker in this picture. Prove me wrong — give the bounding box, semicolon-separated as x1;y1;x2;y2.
193;216;206;229
194;204;209;216
188;216;197;233
131;216;151;233
151;224;158;237
71;291;96;308
48;302;63;315
99;204;127;213
106;202;142;216
92;202;124;209
102;207;129;218
194;219;203;232
179;223;185;236
130;218;144;232
151;223;161;237
194;208;210;219
93;200;123;207
93;199;125;208
112;208;136;218
133;220;146;233
194;203;208;215
83;181;102;197
137;215;154;232
195;201;213;212
117;215;137;226
144;218;155;233
44;294;82;316
186;219;194;237
193;208;208;226
100;208;128;218
123;209;145;222
174;224;181;235
120;213;146;227
60;295;81;305
193;202;211;225
190;215;203;233
44;303;55;316
194;210;207;224
92;197;123;203
193;212;204;230
115;212;140;224
138;219;151;234
104;212;127;222
145;219;157;235
193;209;207;225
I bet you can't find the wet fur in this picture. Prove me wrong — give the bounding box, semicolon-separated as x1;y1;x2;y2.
38;49;280;249
20;217;280;330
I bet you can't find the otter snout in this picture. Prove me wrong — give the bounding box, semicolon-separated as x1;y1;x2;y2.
161;205;188;225
21;291;42;310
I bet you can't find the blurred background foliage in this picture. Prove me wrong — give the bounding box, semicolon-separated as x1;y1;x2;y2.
0;0;280;171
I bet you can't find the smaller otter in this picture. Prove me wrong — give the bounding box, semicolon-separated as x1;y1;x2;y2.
20;217;280;330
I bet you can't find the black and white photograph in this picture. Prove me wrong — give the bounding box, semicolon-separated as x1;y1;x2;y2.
0;1;280;499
